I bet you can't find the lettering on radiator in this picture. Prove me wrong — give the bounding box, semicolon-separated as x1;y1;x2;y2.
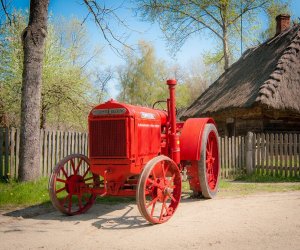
138;124;160;128
92;108;126;115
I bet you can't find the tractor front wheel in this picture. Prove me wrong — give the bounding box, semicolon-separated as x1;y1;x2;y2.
49;154;99;215
136;155;182;224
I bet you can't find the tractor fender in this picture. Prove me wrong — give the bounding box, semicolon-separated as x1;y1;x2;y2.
180;118;216;161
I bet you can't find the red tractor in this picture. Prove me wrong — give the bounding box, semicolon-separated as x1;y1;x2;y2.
49;79;220;224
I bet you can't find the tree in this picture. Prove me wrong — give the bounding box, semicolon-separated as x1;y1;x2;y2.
183;60;208;102
167;63;208;106
0;0;132;181
41;17;97;130
18;0;49;181
118;40;194;108
117;41;168;106
137;0;274;70
0;12;97;131
260;0;290;40
92;67;113;103
0;11;25;127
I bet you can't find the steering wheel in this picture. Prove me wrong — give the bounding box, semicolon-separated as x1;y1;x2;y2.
152;100;167;110
152;100;178;114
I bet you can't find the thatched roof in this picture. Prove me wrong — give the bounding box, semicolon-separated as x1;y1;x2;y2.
182;25;300;119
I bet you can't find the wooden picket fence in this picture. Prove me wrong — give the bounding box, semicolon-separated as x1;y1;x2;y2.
0;128;88;179
1;127;300;179
252;133;300;177
219;135;246;178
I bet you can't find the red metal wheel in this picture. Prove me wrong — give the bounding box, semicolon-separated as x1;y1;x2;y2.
136;155;182;224
48;154;99;215
199;124;220;198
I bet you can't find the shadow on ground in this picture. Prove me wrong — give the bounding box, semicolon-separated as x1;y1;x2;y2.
2;192;208;230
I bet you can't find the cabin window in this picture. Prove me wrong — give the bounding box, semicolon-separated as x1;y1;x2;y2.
226;118;235;137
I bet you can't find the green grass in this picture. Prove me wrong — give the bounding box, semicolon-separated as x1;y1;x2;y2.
219;181;300;197
0;177;50;208
218;176;300;197
1;175;300;209
235;173;300;182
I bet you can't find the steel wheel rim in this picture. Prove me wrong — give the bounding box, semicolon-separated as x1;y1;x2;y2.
205;131;219;191
49;154;99;215
138;156;181;224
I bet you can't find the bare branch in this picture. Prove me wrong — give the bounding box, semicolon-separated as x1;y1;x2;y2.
80;49;100;69
230;0;270;25
149;2;223;40
81;12;90;26
0;0;12;25
83;0;132;56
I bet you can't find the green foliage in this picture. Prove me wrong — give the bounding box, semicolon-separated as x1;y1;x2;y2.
137;0;285;70
0;12;25;126
260;0;290;40
41;19;93;130
117;41;167;106
172;61;208;104
117;41;200;109
0;12;100;130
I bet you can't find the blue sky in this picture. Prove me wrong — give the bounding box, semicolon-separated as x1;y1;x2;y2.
10;0;300;97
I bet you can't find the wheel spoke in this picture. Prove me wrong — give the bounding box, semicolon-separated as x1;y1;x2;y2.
61;167;68;178
161;162;166;178
56;186;66;194
60;194;69;207
171;174;175;182
159;201;166;221
164;163;170;177
70;159;76;174
68;195;72;214
163;202;169;215
169;194;177;202
75;159;83;175
147;178;154;184
151;169;157;179
81;195;89;203
82;167;90;179
147;178;160;188
159;206;165;221
151;201;156;216
77;195;83;210
56;178;66;183
84;176;94;182
146;196;158;208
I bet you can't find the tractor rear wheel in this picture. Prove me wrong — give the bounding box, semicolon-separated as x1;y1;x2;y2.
49;154;99;215
136;155;182;224
199;124;220;198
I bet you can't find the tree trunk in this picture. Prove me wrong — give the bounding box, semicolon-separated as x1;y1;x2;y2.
19;0;49;181
222;28;230;71
221;2;230;71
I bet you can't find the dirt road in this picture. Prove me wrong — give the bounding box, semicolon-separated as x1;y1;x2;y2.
1;191;300;250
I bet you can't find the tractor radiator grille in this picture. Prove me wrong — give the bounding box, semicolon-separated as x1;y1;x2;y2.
89;119;127;157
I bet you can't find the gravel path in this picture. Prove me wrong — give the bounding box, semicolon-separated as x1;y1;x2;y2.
1;191;299;250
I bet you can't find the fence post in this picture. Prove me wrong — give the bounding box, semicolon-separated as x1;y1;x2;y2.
246;132;254;175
